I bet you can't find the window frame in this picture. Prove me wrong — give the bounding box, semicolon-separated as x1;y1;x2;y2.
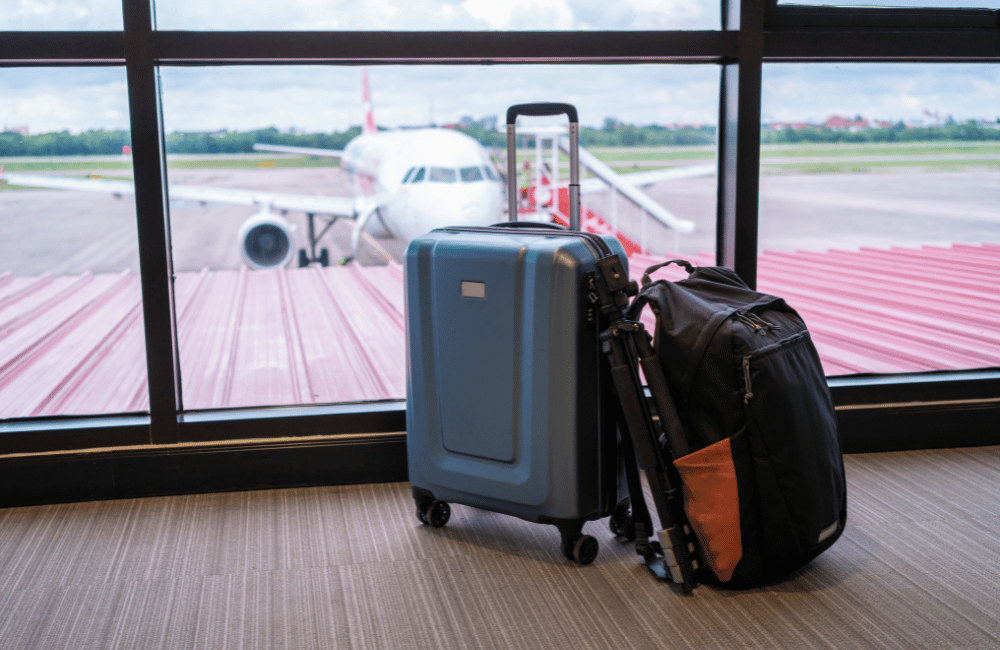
0;0;997;470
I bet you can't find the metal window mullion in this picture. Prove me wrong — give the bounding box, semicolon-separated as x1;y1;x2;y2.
151;30;737;63
763;29;1000;61
123;0;181;444
716;0;764;289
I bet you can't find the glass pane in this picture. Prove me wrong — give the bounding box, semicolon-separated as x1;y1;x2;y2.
0;67;147;418
0;0;123;30
778;1;999;7
158;64;718;409
153;0;719;31
760;63;1000;376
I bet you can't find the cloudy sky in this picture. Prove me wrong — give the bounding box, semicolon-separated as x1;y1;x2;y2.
3;63;998;136
1;0;717;31
2;1;999;134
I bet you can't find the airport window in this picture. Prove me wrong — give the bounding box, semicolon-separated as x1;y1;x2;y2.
460;166;484;182
758;62;1000;376
149;63;718;411
151;0;720;31
777;0;1000;6
0;66;147;419
1;0;997;456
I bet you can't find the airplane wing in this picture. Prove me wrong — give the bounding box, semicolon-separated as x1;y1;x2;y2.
1;171;356;218
252;143;344;159
579;164;715;194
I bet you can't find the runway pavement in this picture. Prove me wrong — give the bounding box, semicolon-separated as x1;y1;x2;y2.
1;167;997;276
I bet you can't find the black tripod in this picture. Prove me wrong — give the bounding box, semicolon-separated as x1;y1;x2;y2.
589;254;699;593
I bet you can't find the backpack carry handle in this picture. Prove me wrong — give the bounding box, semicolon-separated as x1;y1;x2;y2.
641;259;695;286
506;103;580;231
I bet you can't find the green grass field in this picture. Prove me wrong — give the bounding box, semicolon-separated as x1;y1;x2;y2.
520;140;1000;175
2;141;998;190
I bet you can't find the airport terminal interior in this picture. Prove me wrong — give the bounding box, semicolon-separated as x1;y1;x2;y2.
1;1;998;648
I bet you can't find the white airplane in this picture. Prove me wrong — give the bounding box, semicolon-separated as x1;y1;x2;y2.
1;70;714;268
1;70;504;269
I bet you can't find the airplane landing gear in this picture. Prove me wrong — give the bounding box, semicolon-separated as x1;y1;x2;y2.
298;212;336;267
298;247;330;267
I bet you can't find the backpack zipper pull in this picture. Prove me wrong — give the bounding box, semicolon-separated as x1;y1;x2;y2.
735;313;764;335
748;312;780;333
742;356;754;404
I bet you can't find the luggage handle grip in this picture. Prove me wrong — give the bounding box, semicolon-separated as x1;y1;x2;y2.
506;102;580;230
506;103;578;124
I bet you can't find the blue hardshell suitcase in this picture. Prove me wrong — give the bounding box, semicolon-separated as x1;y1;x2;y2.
405;103;630;564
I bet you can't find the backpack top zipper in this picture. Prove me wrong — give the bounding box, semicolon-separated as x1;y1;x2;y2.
734;311;781;336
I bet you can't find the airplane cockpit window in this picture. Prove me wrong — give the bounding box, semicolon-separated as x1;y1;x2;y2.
460;167;484;182
402;167;416;183
428;167;457;183
483;166;499;182
411;167;426;183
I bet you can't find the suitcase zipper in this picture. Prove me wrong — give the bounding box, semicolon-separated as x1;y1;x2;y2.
439;225;615;259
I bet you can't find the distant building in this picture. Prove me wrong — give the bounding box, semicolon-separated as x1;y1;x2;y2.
2;125;29;136
768;122;817;131
823;115;870;132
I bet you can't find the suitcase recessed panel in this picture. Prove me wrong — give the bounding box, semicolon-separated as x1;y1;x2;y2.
431;244;520;463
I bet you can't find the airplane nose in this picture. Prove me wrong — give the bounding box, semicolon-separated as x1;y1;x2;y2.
460;200;496;225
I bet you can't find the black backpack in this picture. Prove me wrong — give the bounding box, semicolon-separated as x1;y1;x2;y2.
626;260;847;588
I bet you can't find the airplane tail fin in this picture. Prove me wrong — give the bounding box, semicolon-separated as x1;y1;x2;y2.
362;68;377;135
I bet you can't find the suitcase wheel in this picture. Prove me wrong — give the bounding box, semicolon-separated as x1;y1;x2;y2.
418;500;451;528
561;534;599;566
609;510;637;542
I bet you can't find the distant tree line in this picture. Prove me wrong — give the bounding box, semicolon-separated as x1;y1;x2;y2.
761;119;1000;145
4;119;999;157
166;126;363;154
0;126;363;157
581;118;716;147
0;129;131;156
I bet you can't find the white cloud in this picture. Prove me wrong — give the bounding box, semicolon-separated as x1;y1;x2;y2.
8;63;998;136
150;0;715;31
2;0;715;32
0;0;121;29
154;65;719;133
0;70;129;134
461;0;574;30
763;63;1000;123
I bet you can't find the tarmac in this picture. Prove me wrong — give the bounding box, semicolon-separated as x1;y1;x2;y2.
1;166;997;276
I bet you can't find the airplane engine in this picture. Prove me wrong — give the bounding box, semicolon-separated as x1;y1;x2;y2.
237;210;295;269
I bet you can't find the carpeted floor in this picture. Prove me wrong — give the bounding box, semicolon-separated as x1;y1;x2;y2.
1;445;998;649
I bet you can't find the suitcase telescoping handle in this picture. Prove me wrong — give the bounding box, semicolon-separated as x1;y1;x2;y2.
506;102;580;231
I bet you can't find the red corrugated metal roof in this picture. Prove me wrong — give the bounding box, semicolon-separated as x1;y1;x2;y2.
1;244;997;419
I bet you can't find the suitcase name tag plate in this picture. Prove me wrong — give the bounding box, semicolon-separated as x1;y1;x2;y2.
460;281;486;299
